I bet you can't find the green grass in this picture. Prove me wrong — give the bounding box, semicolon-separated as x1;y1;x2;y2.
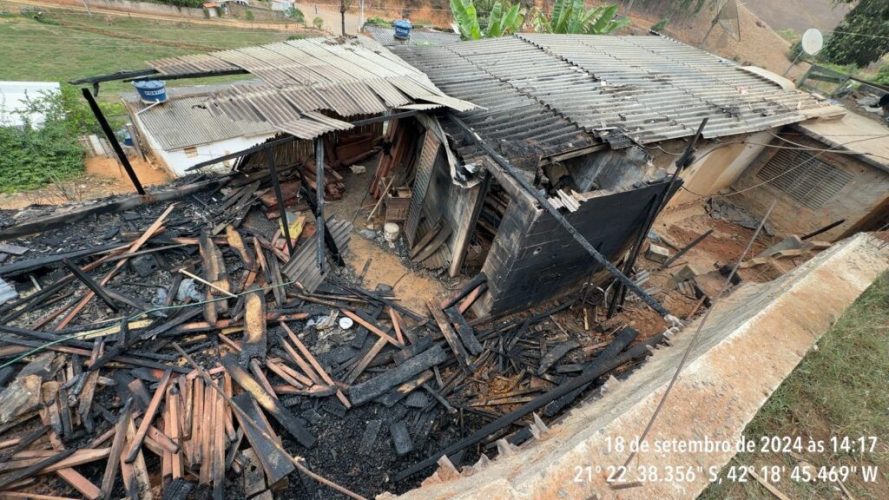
700;272;889;499
0;10;294;95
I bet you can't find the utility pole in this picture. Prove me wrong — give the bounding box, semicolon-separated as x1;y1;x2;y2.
340;0;346;36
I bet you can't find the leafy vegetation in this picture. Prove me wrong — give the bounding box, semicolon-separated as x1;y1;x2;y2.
287;7;305;24
0;88;85;193
450;0;482;39
364;16;391;27
875;65;889;85
821;0;889;67
312;16;324;29
701;272;889;499
651;17;670;32
533;1;628;35
0;11;288;94
450;0;627;40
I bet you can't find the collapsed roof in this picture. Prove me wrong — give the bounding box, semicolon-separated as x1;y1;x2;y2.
144;37;476;140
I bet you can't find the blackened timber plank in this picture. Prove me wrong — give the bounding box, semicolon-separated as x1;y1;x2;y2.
427;301;471;373
231;393;295;488
444;307;483;356
394;333;663;481
348;344;448;406
543;327;639;417
220;355;314;448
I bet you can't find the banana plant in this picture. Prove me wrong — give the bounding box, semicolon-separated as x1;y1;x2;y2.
486;1;524;37
450;0;482;40
534;1;629;35
451;0;524;40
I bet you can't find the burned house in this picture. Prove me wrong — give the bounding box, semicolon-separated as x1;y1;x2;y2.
392;34;837;315
3;30;887;500
122;85;278;177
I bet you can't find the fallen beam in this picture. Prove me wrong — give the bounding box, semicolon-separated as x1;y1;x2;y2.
349;345;448;406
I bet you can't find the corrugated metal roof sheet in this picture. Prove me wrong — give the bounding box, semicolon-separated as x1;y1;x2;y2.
516;33;833;143
363;26;460;47
129;95;277;151
393;42;599;164
395;34;836;158
146;37;475;140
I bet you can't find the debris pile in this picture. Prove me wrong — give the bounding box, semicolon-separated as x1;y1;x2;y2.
0;167;672;498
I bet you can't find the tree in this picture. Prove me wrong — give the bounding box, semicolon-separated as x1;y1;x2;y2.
534;1;628;35
821;0;889;67
450;0;524;40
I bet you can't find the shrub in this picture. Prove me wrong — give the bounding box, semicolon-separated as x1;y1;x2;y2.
287;7;305;23
876;65;889;85
364;16;390;27
651;18;669;32
312;16;323;29
0;89;84;193
245;10;254;21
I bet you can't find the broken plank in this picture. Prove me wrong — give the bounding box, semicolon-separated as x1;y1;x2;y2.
101;399;132;497
55;468;100;500
220;355;314;448
340;309;400;347
124;369;171;463
444;307;483;356
345;336;387;385
231;393;295;487
349;344;448;406
280;322;350;408
377;370;434;407
428;301;471;373
537;341;579;375
239;287;268;365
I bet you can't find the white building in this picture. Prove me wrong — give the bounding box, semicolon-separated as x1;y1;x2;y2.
0;81;61;129
123;85;277;177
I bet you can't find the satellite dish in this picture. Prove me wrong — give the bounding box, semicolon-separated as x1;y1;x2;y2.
801;28;824;56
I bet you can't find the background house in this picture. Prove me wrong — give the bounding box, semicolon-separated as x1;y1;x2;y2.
0;81;60;129
123;85;278;177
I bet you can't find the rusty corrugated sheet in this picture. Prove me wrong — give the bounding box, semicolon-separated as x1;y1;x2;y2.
145;37;475;139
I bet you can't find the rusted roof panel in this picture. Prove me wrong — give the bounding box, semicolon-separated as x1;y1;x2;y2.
145;37;476;139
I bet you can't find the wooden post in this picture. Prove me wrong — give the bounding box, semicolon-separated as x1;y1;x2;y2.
80;88;145;195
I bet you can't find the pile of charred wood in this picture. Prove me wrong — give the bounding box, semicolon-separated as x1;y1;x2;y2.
0;170;667;499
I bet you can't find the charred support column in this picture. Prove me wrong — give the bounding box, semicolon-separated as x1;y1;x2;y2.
81;88;145;195
607;117;709;318
449;116;671;318
265;146;294;255
315;137;326;274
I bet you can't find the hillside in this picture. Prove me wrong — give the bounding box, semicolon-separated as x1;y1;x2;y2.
742;0;848;34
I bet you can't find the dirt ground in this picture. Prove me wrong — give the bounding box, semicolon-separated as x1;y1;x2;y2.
626;3;805;80
0;156;170;210
325;154;446;313
0;156;171;209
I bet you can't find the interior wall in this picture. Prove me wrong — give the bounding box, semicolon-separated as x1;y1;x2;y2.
731;134;889;240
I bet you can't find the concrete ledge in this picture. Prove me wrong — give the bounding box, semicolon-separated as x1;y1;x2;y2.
394;233;889;499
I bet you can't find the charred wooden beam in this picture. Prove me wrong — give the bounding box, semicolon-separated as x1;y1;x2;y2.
543;327;638;417
239;287;267;366
220;354;315;448
231;393;295;487
394;333;663;481
349;344;448;406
